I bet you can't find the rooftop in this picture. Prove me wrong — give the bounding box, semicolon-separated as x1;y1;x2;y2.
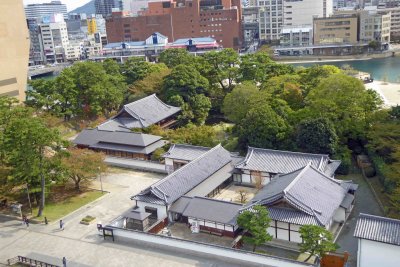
132;144;233;205
182;197;243;225
162;144;211;161
354;213;400;246
98;94;181;130
236;147;340;177
245;164;353;226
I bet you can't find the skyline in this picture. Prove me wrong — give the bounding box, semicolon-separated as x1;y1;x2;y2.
23;0;92;12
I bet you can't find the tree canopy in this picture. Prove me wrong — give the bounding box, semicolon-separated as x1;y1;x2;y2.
299;225;338;262
237;205;273;252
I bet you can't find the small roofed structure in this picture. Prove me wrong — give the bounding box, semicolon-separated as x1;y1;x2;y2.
242;163;357;243
131;144;234;220
354;213;400;267
98;94;181;131
234;147;341;186
162;144;211;173
109;208;152;231
181;197;243;237
74;129;165;160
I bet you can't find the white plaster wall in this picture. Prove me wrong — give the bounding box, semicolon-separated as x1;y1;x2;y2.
185;164;233;197
136;201;167;219
110;227;314;267
290;231;302;243
357;239;400;267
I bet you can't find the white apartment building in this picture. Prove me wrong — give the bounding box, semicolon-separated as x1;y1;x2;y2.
280;26;313;47
25;0;68;20
258;0;333;42
283;0;333;27
378;6;400;41
258;0;284;41
38;14;70;63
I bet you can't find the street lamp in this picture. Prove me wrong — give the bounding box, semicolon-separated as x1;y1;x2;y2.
98;167;104;193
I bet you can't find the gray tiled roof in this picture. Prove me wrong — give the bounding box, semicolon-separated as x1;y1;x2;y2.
73;129;164;154
340;193;355;209
169;196;192;214
268;207;319;225
122;209;151;220
162;144;211;161
182;197;243;225
236;147;340;177
132;144;232;205
98;94;180;130
354;213;400;246
245;164;352;226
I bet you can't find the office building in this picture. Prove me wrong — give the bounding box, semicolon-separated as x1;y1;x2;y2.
25;1;68;20
258;0;283;41
106;0;243;49
378;5;400;41
359;8;391;42
0;0;30;101
280;26;313;47
283;0;333;27
313;14;358;44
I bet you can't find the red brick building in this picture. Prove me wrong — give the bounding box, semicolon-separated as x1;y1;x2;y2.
106;0;243;49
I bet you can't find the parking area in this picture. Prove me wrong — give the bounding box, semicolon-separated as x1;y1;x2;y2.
212;184;259;203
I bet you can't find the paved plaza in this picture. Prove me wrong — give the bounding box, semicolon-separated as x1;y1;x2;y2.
0;169;241;267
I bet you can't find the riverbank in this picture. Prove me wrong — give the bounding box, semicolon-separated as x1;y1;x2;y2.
365;80;400;107
276;50;397;64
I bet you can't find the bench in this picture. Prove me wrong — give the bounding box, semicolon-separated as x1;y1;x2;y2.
210;231;223;237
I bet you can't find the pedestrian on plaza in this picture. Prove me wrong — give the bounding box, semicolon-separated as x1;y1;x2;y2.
60;219;64;230
22;215;26;226
25;218;29;227
44;217;48;225
62;256;67;267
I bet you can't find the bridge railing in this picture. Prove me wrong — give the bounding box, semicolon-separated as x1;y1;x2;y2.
7;255;60;267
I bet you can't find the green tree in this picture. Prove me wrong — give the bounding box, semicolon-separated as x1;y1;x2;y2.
237;205;273;252
240;53;294;84
296;117;338;155
236;103;291;150
26;79;57;111
222;82;259;123
188;94;211;125
128;66;170;101
122;58;166;85
299;225;338;262
202;48;240;92
159;48;193;68
61;148;107;191
306;73;381;139
298;65;341;96
53;68;77;120
3;115;62;217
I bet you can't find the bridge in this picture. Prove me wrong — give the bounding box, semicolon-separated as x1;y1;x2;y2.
28;63;70;79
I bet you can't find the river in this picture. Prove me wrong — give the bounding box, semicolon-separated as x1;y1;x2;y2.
289;56;400;83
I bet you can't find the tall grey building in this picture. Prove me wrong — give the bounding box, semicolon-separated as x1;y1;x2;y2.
95;0;126;17
24;0;68;20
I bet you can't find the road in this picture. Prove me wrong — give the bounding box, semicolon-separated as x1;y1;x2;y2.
0;169;239;267
335;172;384;267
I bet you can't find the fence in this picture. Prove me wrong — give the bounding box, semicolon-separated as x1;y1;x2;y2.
106;225;316;267
7;256;59;267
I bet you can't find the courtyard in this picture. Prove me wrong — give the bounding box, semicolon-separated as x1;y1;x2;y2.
212;184;259;203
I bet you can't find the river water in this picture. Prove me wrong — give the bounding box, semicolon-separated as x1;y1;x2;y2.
290;56;400;83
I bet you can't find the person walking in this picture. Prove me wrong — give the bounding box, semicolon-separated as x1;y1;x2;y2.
59;219;64;230
25;218;29;227
22;215;26;226
44;217;48;225
62;256;67;267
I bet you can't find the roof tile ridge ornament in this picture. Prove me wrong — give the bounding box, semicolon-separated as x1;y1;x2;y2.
244;146;254;166
283;162;312;194
317;156;326;170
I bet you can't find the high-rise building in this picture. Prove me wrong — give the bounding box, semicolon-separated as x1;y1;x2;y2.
0;0;30;102
95;0;125;17
24;0;68;20
38;14;70;63
258;0;283;41
106;0;243;49
283;0;333;27
378;5;400;41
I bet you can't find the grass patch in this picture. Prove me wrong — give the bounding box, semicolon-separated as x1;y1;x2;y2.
32;190;104;222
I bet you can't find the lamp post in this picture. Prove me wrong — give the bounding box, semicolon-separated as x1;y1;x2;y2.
98;167;103;193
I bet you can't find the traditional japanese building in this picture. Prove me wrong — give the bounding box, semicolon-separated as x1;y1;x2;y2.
242;163;357;243
73;94;180;160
